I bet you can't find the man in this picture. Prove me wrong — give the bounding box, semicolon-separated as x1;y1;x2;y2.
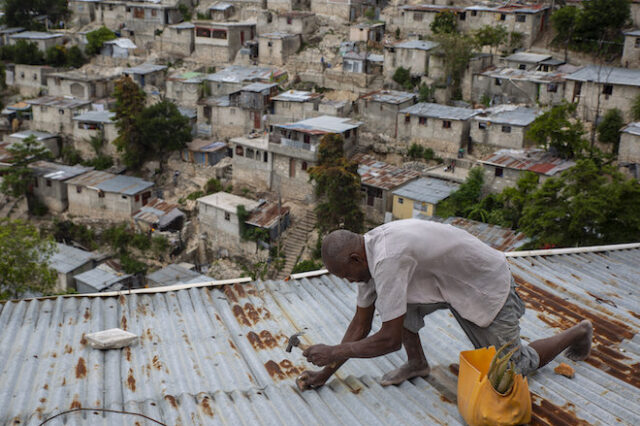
297;219;592;390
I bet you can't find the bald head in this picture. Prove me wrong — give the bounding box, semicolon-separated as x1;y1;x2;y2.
321;230;371;283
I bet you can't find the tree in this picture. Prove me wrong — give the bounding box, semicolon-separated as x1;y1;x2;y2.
308;134;364;235
0;135;52;198
632;94;640;121
13;40;44;65
113;76;146;169
66;46;86;68
0;218;57;300
45;45;67;67
137;100;192;172
597;108;624;153
392;66;413;90
432;33;475;100
473;25;508;55
85;27;117;56
418;83;434;102
551;6;579;60
436;167;485;218
430;11;457;35
2;0;70;30
526;102;588;159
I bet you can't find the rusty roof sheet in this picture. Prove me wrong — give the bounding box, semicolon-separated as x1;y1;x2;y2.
426;216;529;251
246;202;290;228
481;148;575;176
1;245;639;424
353;153;420;190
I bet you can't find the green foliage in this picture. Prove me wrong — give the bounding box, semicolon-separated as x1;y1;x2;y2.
551;6;580;47
86;27;117;56
407;143;436;161
0;135;52;198
430;11;457;35
178;4;192;21
45;45;67;67
13;40;44;65
2;0;70;30
131;233;151;251
51;219;98;250
62;146;83;165
507;32;524;53
291;259;324;274
395;27;401;39
103;223;132;253
432;33;475;100
436;167;485;218
526;102;588;159
364;7;376;20
237;205;270;242
0;218;57;300
84;155;113;171
632;94;640;121
196;12;209;20
200;81;212;97
308;134;364;235
113;76;146;169
119;252;148;275
66;46;87;68
186;190;204;200
597;108;624;152
392;66;414;90
418;83;434;102
472;25;508;54
204;178;223;194
29;198;48;216
151;235;169;257
480;94;491;108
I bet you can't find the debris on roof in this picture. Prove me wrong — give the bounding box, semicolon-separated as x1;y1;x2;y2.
392;177;460;204
74;263;133;293
133;198;185;231
29;161;92;181
272;90;322;102
481;149;576;176
352;154;420;190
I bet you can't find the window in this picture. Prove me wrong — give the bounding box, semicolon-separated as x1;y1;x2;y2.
151;9;157;17
211;30;227;40
413;12;424;22
442;120;451;129
98;190;105;198
547;83;558;93
459;12;466;21
133;7;144;19
32;73;37;81
224;212;231;221
501;125;511;133
235;146;244;156
603;84;613;95
246;148;255;159
471;10;477;16
76;186;82;193
196;27;211;38
516;14;526;23
263;151;268;162
398;197;404;204
345;130;351;138
121;195;127;199
518;64;526;70
478;122;487;130
301;161;308;171
59;109;64;115
268;42;272;47
500;14;506;21
636;38;640;48
287;17;292;25
303;134;310;144
135;194;140;202
495;78;502;86
19;72;25;79
405;115;411;123
495;167;504;177
33;178;38;188
46;180;51;187
419;117;427;125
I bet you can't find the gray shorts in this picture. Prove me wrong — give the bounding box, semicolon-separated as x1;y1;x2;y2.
404;278;540;376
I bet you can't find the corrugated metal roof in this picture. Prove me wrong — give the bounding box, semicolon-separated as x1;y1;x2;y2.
622;122;640;136
392;177;459;204
75;264;132;292
2;245;639;425
132;198;184;228
400;103;479;121
9;31;62;39
360;90;416;105
170;21;195;29
146;264;209;287
206;66;285;84
73;110;115;123
625;29;640;36
246;202;290;228
187;139;227;152
278;115;362;134
392;40;439;51
566;65;640;87
481;148;575;176
353;153;420;190
29;161;92;181
481;66;569;83
504;52;552;64
241;82;277;93
123;63;167;75
104;38;136;49
10;130;57;140
65;170;153;195
426;216;529;251
26;96;91;109
48;243;96;274
209;2;233;10
272;90;321;102
474;105;540;127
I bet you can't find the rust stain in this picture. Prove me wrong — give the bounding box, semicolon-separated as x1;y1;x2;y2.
52;353;57;358
247;373;255;384
259;330;278;349
146;328;153;341
136;303;147;315
264;360;286;380
127;368;136;392
70;395;81;409
152;355;162;370
232;304;251;326
228;339;238;351
164;395;178;408
215;314;222;322
247;331;264;350
95;400;101;407
83;308;91;321
200;396;214;417
586;291;617;308
79;333;87;345
261;307;272;320
61;377;66;386
247;285;257;296
121;315;128;330
233;283;246;298
278;359;302;377
449;363;459;377
135;422;141;426
119;295;126;305
224;286;238;303
125;347;131;362
244;303;260;324
39;398;46;403
440;395;453;403
64;345;73;354
43;384;48;390
628;310;640;320
75;357;87;379
530;394;589;426
514;274;640;388
182;333;191;345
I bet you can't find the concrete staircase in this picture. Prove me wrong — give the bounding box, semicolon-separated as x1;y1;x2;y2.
276;210;317;280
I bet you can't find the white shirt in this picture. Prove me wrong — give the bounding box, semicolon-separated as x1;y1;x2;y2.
357;219;512;327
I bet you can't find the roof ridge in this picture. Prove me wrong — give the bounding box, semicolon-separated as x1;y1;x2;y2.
505;242;640;257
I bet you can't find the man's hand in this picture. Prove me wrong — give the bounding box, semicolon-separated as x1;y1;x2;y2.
296;370;330;391
303;344;347;366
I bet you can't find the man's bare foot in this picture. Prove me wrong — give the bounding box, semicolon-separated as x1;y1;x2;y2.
565;320;593;361
380;361;431;386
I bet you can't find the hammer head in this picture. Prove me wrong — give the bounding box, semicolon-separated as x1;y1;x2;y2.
285;332;305;352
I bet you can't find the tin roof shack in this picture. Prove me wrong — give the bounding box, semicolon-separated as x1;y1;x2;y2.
7;64;56;96
502;52;554;71
28;161;93;213
133;198;185;232
182;139;228;166
473;66;571;107
100;37;137;59
205;65;287;97
566;65;640;122
470;106;540;156
270;90;323;124
46;68;119;100
623;30;640;68
66;170;154;220
122;63;167;90
383;40;439;81
425;216;528;251
8;31;63;51
246;201;291;242
194;21;256;63
392;177;459;219
229;134;272;192
357;90;416;135
258;32;302;66
160;22;195;57
480;148;575;192
47;243;98;291
619;122;640;173
75;263;134;293
7;130;61;158
1;101;32;128
269;116;362;201
26;96;91;135
353;154;419;223
208;2;236;20
0;27;25;45
72;110;119;159
350;22;385;44
342;50;383;75
166;71;206;107
146;263;211;287
397;103;479;157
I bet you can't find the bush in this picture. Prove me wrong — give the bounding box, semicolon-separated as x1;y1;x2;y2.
13;40;44;65
186;190;203;200
52;220;98;250
84;154;113;171
407;143;435;161
120;252;147;275
45;46;67;67
62;146;84;165
364;7;375;20
151;235;169;257
392;67;414;90
131;233;150;251
178;4;192;21
66;46;86;68
291;259;324;274
204;177;222;194
85;27;116;56
29;198;49;216
103;223;131;253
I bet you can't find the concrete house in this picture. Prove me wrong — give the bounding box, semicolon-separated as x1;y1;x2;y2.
230;134;273;192
245;201;291;242
27;96;92;135
47;243;98;291
66;170;154;220
205;65;286;97
311;0;364;22
100;37;137;59
565;65;640;122
197;192;261;250
7;130;60;157
194;21;256;63
8;31;63;51
269;115;362;200
208;2;236;21
161;22;195;57
501;52;557;71
230;82;278;128
123;63;167;90
182;140;228;166
469;106;540;155
258;33;301;66
123;1;183;43
271;11;317;42
623;29;640;68
392;177;460;219
46;69;118;100
72;110;118;159
357;90;416;135
350;22;384;44
132;198;185;232
270;90;323;123
166;71;206;107
29;161;93;213
8;64;56;96
383;40;439;80
399;5;462;36
480;148;575;192
0;27;25;46
619;122;640;173
342;51;383;75
352;154;419;223
397;103;479;157
75;264;134;293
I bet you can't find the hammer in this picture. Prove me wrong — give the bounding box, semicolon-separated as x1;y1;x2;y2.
286;331;338;368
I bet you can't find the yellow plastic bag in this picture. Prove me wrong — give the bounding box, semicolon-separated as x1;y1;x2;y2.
458;346;532;426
